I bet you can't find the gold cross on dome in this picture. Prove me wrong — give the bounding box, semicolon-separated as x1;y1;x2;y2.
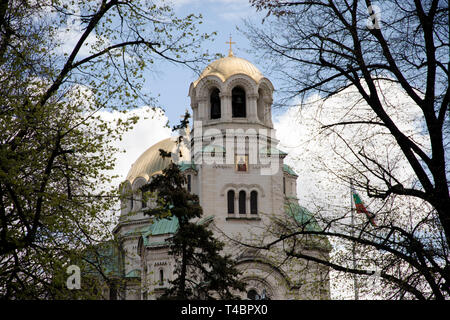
226;35;236;57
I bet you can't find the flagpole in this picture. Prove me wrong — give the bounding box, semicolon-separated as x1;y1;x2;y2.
350;179;359;300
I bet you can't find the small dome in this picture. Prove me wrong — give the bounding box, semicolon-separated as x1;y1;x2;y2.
193;55;264;87
126;137;190;184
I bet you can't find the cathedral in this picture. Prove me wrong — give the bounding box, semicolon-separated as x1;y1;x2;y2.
109;47;331;300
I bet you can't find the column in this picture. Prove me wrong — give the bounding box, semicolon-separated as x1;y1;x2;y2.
248;94;258;122
197;97;207;121
221;93;232;121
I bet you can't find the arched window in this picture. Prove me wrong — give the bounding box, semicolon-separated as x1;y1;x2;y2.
232;86;246;118
159;269;164;286
247;289;258;300
239;190;246;214
250;191;258;214
227;190;235;214
141;192;147;208
247;288;269;300
109;283;117;300
129;193;134;210
210;88;221;119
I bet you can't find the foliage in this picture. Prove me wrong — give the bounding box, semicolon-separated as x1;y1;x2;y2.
142;118;246;300
0;0;212;299
245;0;449;299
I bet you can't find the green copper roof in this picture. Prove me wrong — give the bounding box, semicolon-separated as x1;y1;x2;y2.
259;146;288;156
83;241;122;278
124;224;148;236
142;216;179;238
283;164;298;176
178;161;197;172
284;202;322;232
125;269;141;279
140;216;179;247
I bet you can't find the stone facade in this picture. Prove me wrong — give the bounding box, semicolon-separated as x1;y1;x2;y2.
112;53;331;300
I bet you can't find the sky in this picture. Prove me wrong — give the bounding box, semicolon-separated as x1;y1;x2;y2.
143;0;270;125
108;0;278;183
108;0;427;209
98;1;430;299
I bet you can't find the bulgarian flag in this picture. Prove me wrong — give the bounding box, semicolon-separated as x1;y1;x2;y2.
352;189;377;227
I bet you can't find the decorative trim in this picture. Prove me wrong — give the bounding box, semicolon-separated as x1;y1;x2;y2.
283;172;298;178
182;168;198;175
241;277;275;299
195;76;224;98
224;75;258;95
114;217;152;235
220;183;265;197
146;242;170;249
226;216;261;221
236;257;293;290
131;177;147;190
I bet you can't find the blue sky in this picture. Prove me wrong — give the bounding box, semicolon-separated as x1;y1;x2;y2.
145;0;272;126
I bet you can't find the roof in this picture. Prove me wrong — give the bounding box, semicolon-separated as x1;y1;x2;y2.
197;215;214;226
178;161;197;172
284;202;322;232
125;137;190;184
283;164;298;177
259;146;288;156
82;241;122;278
125;269;141;279
142;216;179;238
193;55;264;86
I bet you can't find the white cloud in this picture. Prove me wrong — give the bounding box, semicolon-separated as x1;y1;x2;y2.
53;2;109;59
98;106;172;189
274;79;429;299
275;79;427;213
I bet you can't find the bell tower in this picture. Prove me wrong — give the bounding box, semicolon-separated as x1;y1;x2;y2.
188;50;274;129
113;47;331;301
187;50;286;243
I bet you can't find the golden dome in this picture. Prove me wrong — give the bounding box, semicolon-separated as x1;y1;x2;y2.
126;138;190;184
193;55;264;86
